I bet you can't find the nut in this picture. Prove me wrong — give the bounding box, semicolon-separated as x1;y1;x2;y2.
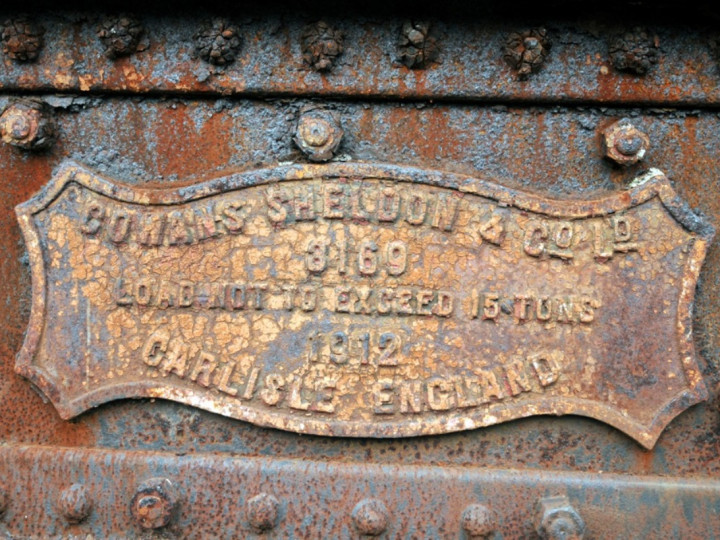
398;21;438;69
609;28;659;75
247;493;280;531
301;21;344;72
460;503;496;538
503;28;551;79
352;498;389;536
130;477;177;530
194;18;242;66
97;15;145;58
535;496;585;540
294;109;343;162
59;484;92;523
602;118;650;166
0;100;56;151
1;17;44;62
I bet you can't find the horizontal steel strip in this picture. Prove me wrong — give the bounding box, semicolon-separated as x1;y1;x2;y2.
1;16;719;106
0;444;717;538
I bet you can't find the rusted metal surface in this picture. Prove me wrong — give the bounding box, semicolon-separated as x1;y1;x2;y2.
0;444;719;538
1;14;720;106
15;161;713;448
1;99;720;475
0;8;720;537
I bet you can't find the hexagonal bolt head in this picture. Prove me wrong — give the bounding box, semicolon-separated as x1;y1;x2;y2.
59;484;92;523
535;496;585;540
0;100;56;151
130;477;177;530
294;109;343;162
602;118;650;166
461;503;496;538
247;492;280;531
352;498;389;536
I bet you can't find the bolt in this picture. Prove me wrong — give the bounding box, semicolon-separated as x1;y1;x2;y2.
398;21;438;69
301;21;344;72
352;498;389;536
97;15;145;59
130;478;177;530
535;496;585;540
503;28;551;79
0;100;56;151
602;118;650;166
609;28;659;75
59;484;92;523
294;109;343;162
247;493;280;531
1;17;44;62
461;503;496;538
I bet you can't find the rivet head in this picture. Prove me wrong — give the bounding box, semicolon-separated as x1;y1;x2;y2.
0;100;56;151
352;498;389;536
130;478;177;530
1;17;44;62
602;118;650;166
503;28;551;79
461;503;496;538
535;496;585;540
247;493;280;531
194;18;242;66
609;27;659;75
294;109;343;162
301;21;344;72
97;15;146;59
59;484;92;524
398;21;438;69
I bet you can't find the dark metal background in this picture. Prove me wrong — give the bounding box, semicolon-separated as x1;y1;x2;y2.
1;6;720;538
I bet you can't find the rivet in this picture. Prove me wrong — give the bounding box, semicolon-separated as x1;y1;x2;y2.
351;498;389;536
247;493;280;531
0;100;56;151
130;477;177;530
461;503;496;538
608;28;659;75
535;495;585;540
601;118;650;166
301;21;344;72
503;28;551;79
398;21;438;69
194;18;242;66
59;484;92;524
294;108;343;162
1;17;44;62
97;15;146;59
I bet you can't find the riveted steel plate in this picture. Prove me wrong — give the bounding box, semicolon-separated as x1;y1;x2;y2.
16;161;713;448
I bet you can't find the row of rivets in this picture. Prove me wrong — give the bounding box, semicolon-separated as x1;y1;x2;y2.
1;17;665;76
0;99;651;169
0;484;586;538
